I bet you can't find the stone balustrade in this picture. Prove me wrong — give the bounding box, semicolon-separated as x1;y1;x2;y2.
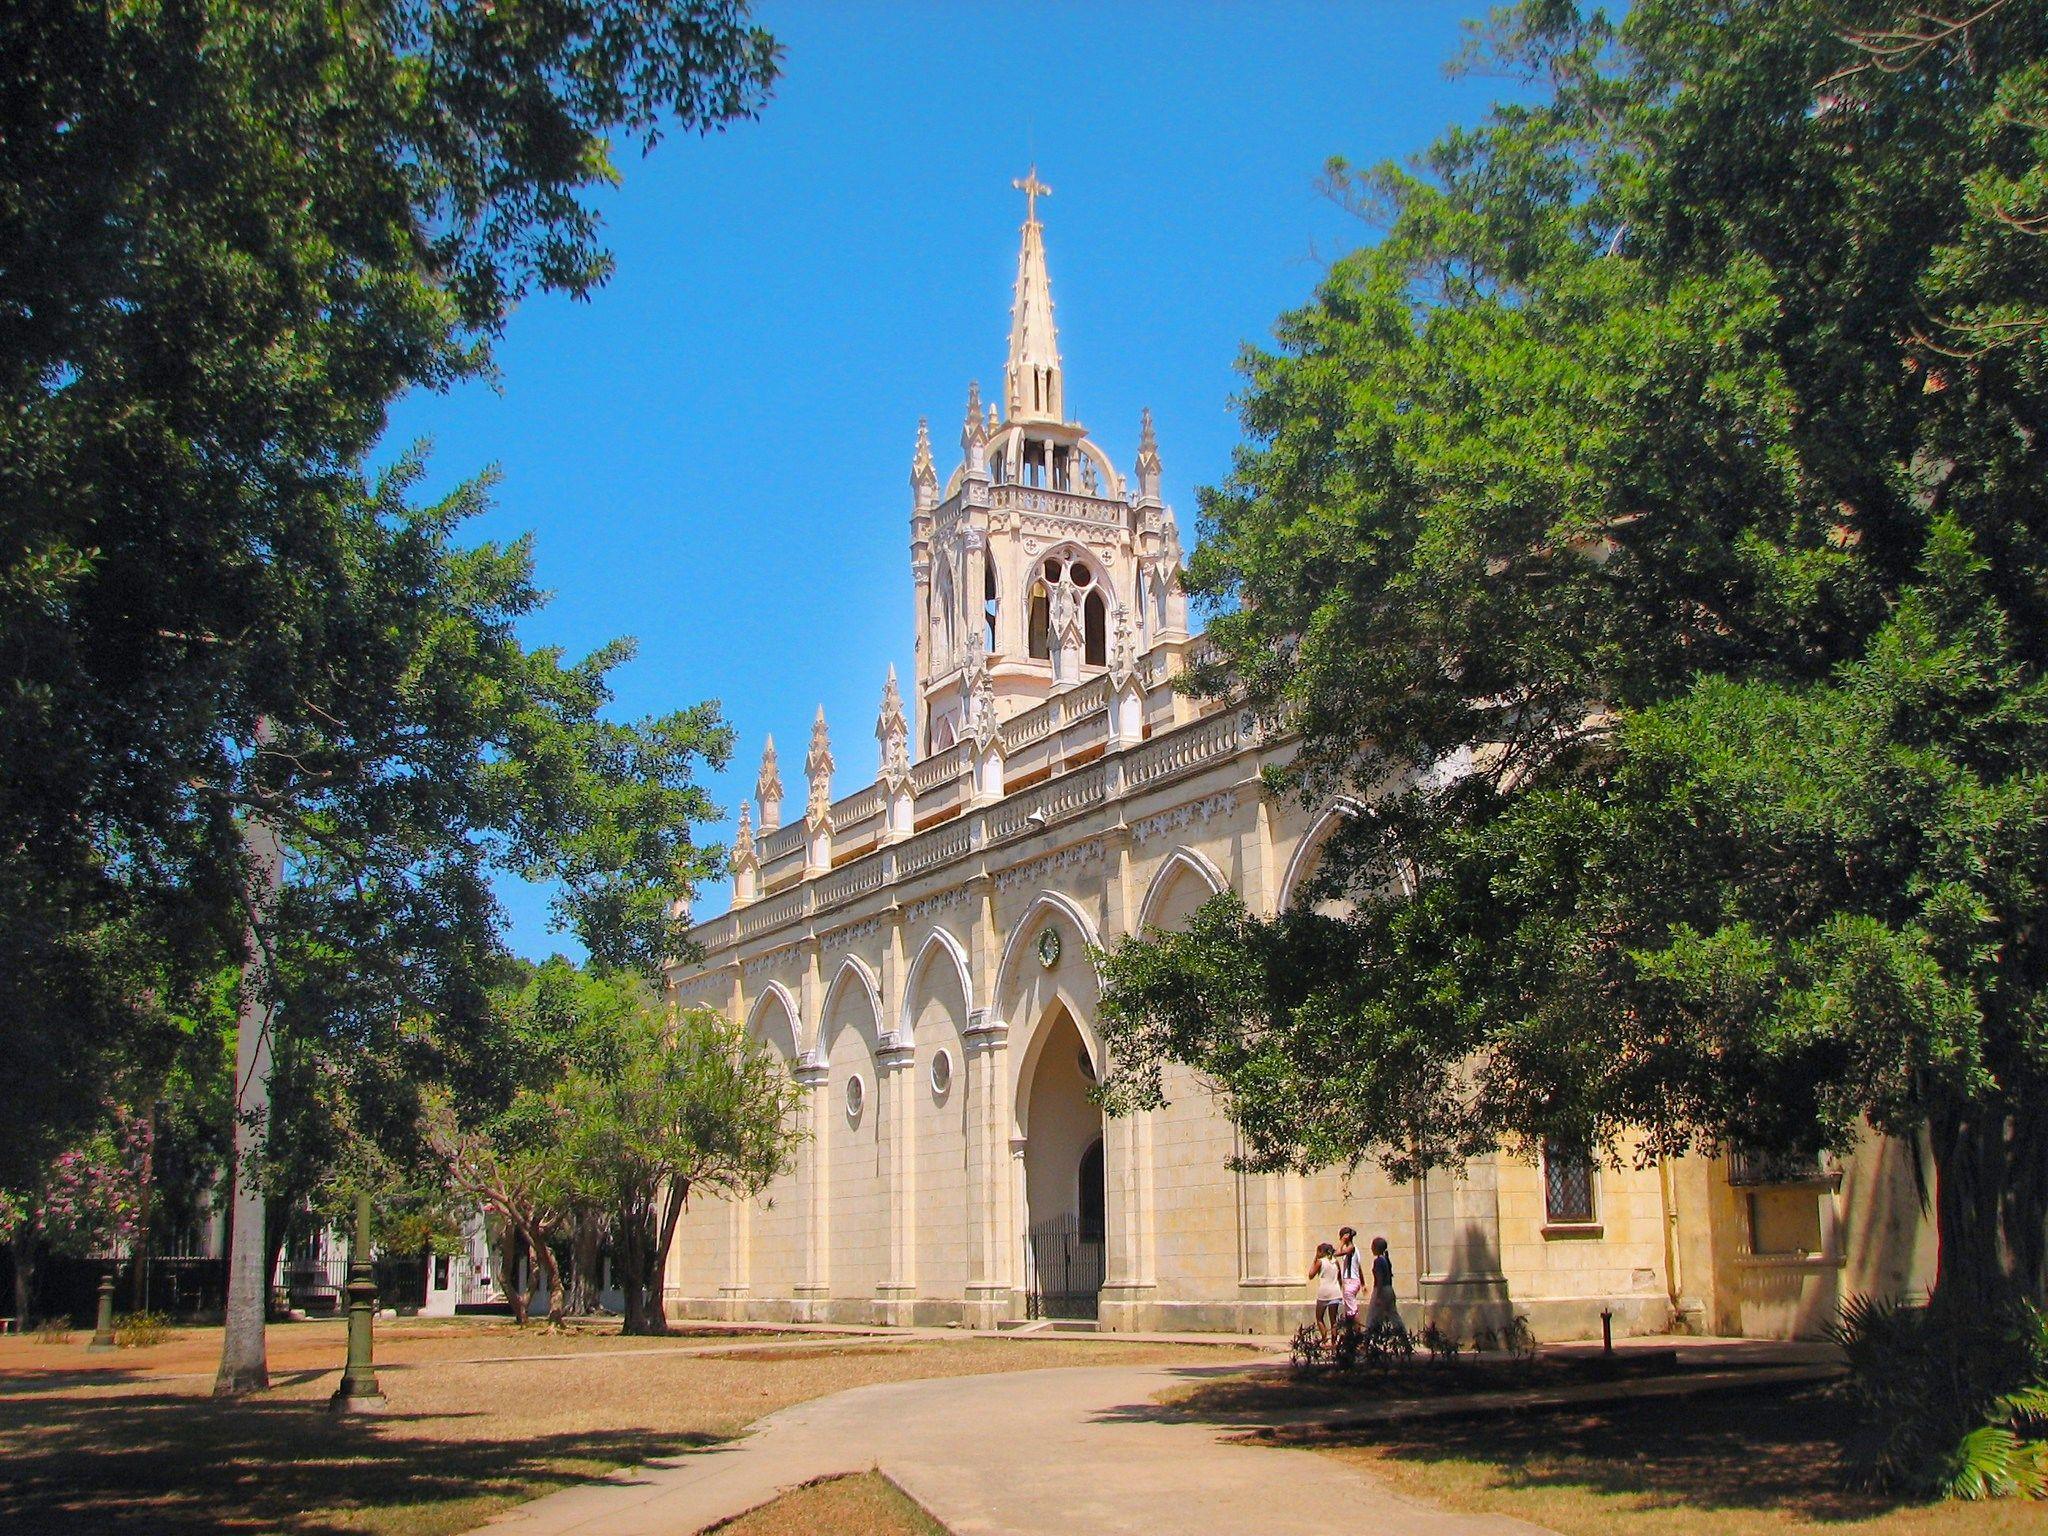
695;646;1254;955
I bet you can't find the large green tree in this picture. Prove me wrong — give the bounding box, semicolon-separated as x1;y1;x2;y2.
1098;0;2048;1329
0;0;774;1382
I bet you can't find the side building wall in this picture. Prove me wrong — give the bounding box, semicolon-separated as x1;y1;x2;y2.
659;720;1779;1341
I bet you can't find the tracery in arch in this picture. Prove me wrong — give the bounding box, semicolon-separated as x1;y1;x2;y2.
1027;547;1106;677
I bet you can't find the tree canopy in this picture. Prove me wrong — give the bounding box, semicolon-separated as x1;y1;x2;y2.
0;0;774;1193
1097;0;2048;1317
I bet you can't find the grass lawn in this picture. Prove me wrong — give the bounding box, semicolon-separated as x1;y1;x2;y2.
708;1471;947;1536
0;1319;1253;1536
1257;1381;2048;1536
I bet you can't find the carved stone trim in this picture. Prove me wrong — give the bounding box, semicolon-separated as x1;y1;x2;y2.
1133;789;1237;844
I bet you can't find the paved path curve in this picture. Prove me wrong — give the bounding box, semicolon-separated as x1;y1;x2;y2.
476;1357;1554;1536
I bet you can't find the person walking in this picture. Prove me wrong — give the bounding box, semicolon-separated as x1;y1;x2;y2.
1363;1235;1400;1332
1308;1241;1343;1344
1335;1227;1364;1326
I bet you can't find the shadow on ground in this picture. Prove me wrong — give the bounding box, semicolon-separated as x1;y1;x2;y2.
0;1388;719;1535
1258;1382;1918;1526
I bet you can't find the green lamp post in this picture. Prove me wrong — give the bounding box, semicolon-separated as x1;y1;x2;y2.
329;1189;387;1412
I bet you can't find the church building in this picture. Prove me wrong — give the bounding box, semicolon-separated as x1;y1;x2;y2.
663;177;1935;1340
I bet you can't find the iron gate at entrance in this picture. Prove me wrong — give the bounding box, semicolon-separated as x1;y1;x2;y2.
1024;1214;1104;1320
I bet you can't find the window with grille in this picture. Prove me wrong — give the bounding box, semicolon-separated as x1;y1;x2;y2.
1543;1142;1596;1225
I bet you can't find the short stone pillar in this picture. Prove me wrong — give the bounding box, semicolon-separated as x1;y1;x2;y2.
86;1268;117;1351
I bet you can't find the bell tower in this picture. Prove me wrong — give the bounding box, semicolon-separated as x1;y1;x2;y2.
909;173;1187;759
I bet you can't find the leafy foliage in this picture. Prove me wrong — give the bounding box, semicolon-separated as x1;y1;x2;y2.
1097;0;2048;1333
418;960;648;1325
1832;1293;2048;1498
561;998;806;1334
114;1311;173;1349
0;0;772;1277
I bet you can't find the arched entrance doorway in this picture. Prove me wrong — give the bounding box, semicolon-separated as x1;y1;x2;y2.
1019;1004;1106;1319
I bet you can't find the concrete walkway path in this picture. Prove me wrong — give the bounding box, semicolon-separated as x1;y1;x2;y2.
476;1356;1555;1536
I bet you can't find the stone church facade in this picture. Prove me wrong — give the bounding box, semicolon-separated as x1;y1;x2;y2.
663;179;1936;1340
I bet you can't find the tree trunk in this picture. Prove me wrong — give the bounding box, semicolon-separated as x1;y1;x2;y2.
2004;1101;2048;1304
215;807;283;1397
618;1182;691;1337
566;1211;604;1316
1927;1105;2043;1317
617;1204;667;1336
519;1218;565;1326
8;1215;37;1330
262;1194;293;1320
492;1221;529;1326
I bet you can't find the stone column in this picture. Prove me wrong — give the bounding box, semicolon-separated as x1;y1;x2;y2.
1235;1120;1303;1331
877;1033;917;1321
1099;1107;1158;1331
1009;1134;1030;1315
963;1010;1013;1325
719;1200;752;1322
793;1056;831;1320
717;962;751;1318
877;913;915;1317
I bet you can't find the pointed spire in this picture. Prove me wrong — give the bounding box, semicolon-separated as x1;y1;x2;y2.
1005;168;1063;424
911;417;937;510
876;664;909;780
1136;406;1162;505
755;736;783;833
961;381;987;479
805;706;834;824
729;800;759;904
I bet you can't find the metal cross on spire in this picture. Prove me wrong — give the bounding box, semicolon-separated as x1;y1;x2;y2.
1013;166;1051;223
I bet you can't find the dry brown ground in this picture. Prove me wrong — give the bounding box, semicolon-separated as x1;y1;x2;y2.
0;1321;1253;1536
1246;1380;2048;1536
707;1471;946;1536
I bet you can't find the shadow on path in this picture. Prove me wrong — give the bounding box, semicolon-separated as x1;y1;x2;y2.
0;1389;720;1536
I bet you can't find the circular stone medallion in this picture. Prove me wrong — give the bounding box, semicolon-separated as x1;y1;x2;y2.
1036;925;1062;968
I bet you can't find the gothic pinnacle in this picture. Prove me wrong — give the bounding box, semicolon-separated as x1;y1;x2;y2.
963;381;983;446
1136;406;1162;503
876;665;909;779
755;735;783;833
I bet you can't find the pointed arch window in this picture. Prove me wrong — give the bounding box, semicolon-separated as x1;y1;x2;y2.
984;552;999;654
1083;589;1107;667
934;564;956;656
1028;580;1051;659
1078;1138;1106;1243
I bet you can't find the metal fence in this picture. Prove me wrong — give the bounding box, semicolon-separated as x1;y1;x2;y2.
3;1256;229;1326
1024;1215;1104;1321
279;1256;428;1313
1;1252;427;1325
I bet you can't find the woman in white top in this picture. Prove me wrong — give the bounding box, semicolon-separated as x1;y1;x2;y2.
1308;1241;1343;1344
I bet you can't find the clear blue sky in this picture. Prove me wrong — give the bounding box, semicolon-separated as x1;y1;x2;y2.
379;2;1525;960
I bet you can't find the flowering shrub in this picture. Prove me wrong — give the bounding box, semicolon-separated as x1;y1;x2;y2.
24;1110;151;1256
